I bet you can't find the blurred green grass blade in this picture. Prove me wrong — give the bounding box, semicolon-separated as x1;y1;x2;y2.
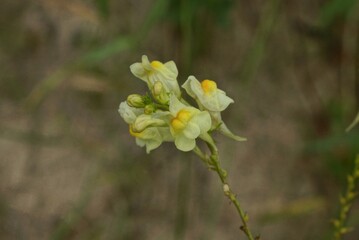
259;197;325;223
201;0;234;26
319;0;357;27
305;131;359;153
25;0;168;110
25;69;69;110
26;36;132;110
81;0;169;65
50;170;98;240
174;159;192;240
0;125;65;145
346;112;359;132
179;0;195;73
79;36;133;66
137;0;169;37
239;0;281;85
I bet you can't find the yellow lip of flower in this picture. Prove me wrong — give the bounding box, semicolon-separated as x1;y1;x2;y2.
177;109;192;122
171;118;186;131
129;125;142;137
150;61;164;70
171;109;193;132
201;79;217;94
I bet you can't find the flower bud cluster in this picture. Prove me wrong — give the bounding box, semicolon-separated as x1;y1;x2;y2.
119;55;246;153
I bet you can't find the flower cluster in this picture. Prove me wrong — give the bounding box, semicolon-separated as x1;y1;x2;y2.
119;55;246;153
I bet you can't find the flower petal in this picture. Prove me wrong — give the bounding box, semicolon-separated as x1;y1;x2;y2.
145;139;162;153
118;101;142;124
135;138;146;147
129;62;146;81
182;76;197;98
192;111;211;134
169;94;187;115
182;122;200;139
200;93;221;111
182;76;234;112
158;127;174;142
175;134;196;152
216;91;234;110
164;61;178;76
141;55;152;71
134;127;164;153
189;76;204;98
152;63;180;96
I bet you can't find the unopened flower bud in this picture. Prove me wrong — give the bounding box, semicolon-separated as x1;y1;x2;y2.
127;94;145;108
153;81;163;95
144;104;155;114
133;114;166;132
152;81;169;104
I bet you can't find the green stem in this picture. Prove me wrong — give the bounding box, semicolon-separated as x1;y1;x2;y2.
154;103;169;111
332;154;359;240
193;144;257;240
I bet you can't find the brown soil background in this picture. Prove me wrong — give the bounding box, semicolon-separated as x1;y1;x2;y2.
1;0;359;239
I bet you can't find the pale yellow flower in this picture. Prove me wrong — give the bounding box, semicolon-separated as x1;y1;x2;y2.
118;101;172;153
182;76;246;141
168;94;211;151
182;75;234;112
130;55;181;97
129;125;169;153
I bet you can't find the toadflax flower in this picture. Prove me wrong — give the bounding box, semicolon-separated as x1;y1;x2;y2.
182;76;246;141
168;94;211;152
130;55;181;97
182;75;234;112
118;101;172;153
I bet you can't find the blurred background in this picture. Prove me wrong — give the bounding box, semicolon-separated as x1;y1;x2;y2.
1;0;359;239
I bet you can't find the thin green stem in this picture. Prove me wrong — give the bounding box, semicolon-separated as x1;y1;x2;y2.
332;154;359;240
193;146;207;164
193;144;257;240
154;103;169;111
210;152;255;240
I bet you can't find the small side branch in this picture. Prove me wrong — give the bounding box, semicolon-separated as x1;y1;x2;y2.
332;155;359;240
